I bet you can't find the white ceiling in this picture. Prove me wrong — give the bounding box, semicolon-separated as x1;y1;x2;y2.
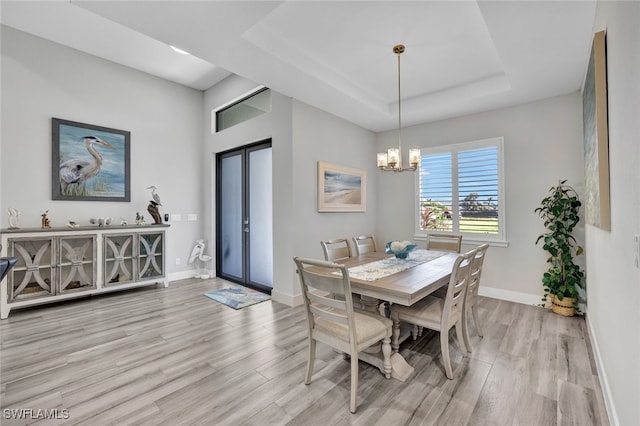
1;1;597;132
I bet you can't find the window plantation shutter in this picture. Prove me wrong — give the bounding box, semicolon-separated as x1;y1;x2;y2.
458;146;499;234
418;138;503;239
419;152;453;231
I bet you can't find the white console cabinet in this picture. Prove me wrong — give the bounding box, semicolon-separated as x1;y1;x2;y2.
0;224;169;319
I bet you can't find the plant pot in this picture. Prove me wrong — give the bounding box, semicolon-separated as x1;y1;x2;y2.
551;295;575;317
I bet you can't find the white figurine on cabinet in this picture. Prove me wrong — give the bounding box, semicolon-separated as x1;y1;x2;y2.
8;207;20;229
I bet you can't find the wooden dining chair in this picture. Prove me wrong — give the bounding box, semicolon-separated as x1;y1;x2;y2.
461;243;489;352
293;257;392;413
320;238;352;261
390;248;476;379
426;233;462;253
352;235;377;256
420;233;463;336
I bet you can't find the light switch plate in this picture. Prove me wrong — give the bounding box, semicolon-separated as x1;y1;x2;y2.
171;214;181;222
187;214;197;221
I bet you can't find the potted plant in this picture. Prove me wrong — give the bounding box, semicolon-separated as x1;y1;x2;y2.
535;180;585;316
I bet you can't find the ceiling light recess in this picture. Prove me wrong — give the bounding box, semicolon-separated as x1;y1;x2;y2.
170;45;191;55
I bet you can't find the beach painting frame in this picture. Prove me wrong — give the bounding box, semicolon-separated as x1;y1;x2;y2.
52;118;131;202
318;161;366;212
582;31;610;230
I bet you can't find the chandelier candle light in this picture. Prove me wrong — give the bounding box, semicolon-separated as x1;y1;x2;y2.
377;44;420;172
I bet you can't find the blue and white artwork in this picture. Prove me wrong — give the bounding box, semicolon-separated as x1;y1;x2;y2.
53;118;130;201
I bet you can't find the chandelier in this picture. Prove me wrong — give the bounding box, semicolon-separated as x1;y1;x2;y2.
377;44;420;172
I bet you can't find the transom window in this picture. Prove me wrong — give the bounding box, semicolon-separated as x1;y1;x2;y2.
215;87;271;132
416;137;506;244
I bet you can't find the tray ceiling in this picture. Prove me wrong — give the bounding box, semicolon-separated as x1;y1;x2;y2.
1;1;597;132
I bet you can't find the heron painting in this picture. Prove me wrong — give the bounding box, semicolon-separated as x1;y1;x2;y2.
52;118;130;201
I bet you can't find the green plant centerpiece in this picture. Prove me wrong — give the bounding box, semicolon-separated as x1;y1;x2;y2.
535;180;585;315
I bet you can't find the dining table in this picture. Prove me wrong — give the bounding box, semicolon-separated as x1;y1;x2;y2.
336;249;460;381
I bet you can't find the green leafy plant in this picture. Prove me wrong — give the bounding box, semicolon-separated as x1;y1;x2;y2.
535;180;585;306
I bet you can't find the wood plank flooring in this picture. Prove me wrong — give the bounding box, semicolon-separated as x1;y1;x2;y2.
0;277;609;425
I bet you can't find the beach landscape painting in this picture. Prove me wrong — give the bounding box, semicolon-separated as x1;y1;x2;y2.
318;161;366;212
52;118;130;202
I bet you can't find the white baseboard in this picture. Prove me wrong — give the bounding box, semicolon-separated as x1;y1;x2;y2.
168;270;198;281
168;269;216;282
585;312;619;426
478;285;542;306
271;289;303;307
274;285;539;308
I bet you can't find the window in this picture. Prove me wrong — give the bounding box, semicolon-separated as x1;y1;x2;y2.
215;87;271;132
416;137;506;244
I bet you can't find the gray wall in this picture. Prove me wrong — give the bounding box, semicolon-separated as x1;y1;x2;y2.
291;100;378;256
203;75;295;303
203;78;377;305
376;93;586;304
588;2;640;425
0;26;205;280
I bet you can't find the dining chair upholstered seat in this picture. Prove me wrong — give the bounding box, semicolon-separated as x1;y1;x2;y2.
461;243;489;352
321;238;352;261
352;235;377;256
390;248;476;379
294;257;392;413
426;233;463;253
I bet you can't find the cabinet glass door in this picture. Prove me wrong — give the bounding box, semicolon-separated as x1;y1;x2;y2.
58;235;96;293
8;238;55;301
103;234;135;286
138;232;164;279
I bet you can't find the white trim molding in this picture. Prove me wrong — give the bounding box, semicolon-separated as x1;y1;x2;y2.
478;285;541;306
272;289;303;307
585;312;619;426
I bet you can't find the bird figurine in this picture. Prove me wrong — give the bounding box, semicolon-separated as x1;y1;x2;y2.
146;186;163;225
59;136;115;192
147;186;162;206
67;221;80;229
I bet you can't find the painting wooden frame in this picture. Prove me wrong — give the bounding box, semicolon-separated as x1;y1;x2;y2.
317;161;366;212
582;31;610;230
52;118;131;202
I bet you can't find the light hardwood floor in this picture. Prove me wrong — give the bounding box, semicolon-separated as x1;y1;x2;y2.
0;277;609;425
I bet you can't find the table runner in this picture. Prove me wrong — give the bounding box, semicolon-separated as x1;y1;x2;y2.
345;249;448;281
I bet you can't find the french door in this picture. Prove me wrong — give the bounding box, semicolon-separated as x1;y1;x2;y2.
216;140;273;293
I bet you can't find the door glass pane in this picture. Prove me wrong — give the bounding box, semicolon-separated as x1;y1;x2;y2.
220;154;243;279
248;147;273;287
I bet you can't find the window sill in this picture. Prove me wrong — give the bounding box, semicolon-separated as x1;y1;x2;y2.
413;234;509;248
